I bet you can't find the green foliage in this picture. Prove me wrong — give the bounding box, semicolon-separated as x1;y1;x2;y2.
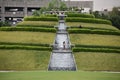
0;45;52;51
24;16;58;21
0;42;49;47
0;27;56;33
73;47;120;53
0;21;11;27
66;13;95;18
65;17;112;25
68;28;120;35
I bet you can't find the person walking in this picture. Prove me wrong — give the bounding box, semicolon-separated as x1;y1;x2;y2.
63;41;65;50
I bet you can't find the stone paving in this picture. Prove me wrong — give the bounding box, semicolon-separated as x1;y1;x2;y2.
48;16;77;71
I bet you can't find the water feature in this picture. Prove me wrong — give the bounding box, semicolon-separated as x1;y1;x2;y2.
48;14;77;71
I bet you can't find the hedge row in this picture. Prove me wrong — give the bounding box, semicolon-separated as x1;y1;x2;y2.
0;45;52;51
0;27;56;33
65;17;112;25
73;47;120;53
17;25;54;28
75;44;120;49
69;26;115;31
24;16;58;21
66;13;95;18
0;42;49;47
68;29;120;35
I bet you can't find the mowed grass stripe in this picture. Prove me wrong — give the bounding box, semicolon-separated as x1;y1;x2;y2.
0;50;50;70
66;22;118;30
74;52;120;71
0;31;55;44
0;71;120;80
70;34;120;47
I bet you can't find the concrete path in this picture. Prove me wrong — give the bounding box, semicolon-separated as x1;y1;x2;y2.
48;17;77;71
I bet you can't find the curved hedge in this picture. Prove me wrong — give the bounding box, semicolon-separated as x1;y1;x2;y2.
65;17;112;25
0;27;56;33
24;16;58;21
73;47;120;53
66;13;95;18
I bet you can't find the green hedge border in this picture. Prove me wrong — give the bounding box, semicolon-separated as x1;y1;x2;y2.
73;47;120;53
24;16;58;21
0;45;52;51
0;27;56;33
66;13;95;18
65;17;112;25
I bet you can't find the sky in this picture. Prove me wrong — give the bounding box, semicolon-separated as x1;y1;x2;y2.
65;0;120;11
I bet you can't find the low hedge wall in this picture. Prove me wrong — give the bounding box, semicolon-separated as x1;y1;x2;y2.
0;27;56;33
68;29;120;35
73;47;120;53
0;45;52;51
0;42;49;47
66;13;95;18
65;17;112;25
24;16;58;21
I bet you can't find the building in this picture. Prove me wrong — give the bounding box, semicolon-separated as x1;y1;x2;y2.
0;0;93;24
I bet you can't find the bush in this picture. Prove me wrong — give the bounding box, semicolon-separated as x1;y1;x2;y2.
66;13;95;18
0;42;50;47
73;47;120;53
0;45;52;51
65;17;112;25
0;27;56;33
75;44;120;49
68;29;120;35
0;21;11;27
24;16;58;21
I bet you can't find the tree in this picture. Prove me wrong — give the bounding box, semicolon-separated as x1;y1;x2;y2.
59;1;67;11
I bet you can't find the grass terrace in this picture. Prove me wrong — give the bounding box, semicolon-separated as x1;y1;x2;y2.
0;31;55;44
66;22;118;30
70;34;120;47
0;50;50;70
74;52;120;71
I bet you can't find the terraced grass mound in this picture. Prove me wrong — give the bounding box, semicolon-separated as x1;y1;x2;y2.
0;50;50;70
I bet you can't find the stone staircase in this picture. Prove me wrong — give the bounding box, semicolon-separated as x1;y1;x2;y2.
48;15;77;71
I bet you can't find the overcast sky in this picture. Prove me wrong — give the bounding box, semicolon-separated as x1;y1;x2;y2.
65;0;120;11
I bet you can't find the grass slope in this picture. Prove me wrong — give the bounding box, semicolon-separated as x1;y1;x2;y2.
0;31;55;44
0;71;120;80
70;34;120;46
74;52;120;71
0;50;50;70
66;22;118;30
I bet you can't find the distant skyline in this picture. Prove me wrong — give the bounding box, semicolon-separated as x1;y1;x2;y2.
65;0;120;11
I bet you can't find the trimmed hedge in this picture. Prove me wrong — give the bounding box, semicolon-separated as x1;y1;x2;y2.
73;47;120;53
0;42;49;47
66;13;95;18
17;25;54;28
0;27;56;33
75;44;120;49
68;29;120;35
24;16;58;21
65;17;112;25
0;45;52;51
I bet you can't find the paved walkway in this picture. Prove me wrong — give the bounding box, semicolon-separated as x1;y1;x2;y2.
48;18;77;71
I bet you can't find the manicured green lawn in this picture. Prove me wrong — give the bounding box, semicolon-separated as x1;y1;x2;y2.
74;52;120;71
0;50;50;70
0;31;55;44
70;34;120;46
0;71;120;80
66;22;118;30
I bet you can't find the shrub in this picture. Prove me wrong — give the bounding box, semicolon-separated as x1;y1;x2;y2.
0;45;52;51
24;16;58;21
66;13;95;18
65;17;112;25
73;47;120;53
0;27;56;33
68;29;120;35
0;42;50;47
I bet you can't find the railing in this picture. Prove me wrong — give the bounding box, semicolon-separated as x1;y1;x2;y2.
5;12;24;17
